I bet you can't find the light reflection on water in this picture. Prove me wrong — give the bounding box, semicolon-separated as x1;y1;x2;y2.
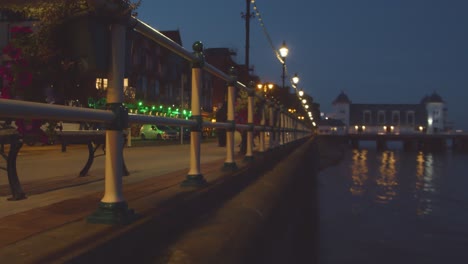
375;151;398;203
415;151;436;216
319;146;468;263
348;149;439;212
349;149;368;196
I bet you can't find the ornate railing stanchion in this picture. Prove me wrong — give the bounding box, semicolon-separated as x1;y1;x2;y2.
223;67;238;171
259;99;266;153
244;81;255;162
275;103;281;147
279;106;285;146
182;41;207;186
268;101;275;150
88;19;137;225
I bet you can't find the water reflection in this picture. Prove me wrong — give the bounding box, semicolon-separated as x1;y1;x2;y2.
348;149;438;213
375;151;398;204
415;151;436;216
319;147;467;263
350;149;368;196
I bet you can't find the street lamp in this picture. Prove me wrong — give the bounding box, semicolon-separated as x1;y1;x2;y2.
298;89;304;97
279;41;288;91
292;73;299;86
257;83;274;94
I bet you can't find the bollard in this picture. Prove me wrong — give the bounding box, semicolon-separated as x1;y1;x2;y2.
181;41;207;187
223;67;238;171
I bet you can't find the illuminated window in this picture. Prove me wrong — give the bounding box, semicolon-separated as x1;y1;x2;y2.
95;78;108;90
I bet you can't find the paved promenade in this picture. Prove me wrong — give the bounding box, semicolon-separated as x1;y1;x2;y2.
0;137;245;257
0;131;302;263
0;139;229;217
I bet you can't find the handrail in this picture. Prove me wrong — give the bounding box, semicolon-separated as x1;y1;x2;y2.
0;99;309;133
0;99;114;123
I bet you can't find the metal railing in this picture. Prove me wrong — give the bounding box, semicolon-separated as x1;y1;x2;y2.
0;15;311;224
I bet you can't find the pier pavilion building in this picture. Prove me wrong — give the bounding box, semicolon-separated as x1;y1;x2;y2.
328;92;449;135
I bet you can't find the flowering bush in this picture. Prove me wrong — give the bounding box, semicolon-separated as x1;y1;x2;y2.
0;26;33;99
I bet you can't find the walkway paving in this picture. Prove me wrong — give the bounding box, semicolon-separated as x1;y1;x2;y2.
0;138;252;261
0;130;290;263
0;139;227;215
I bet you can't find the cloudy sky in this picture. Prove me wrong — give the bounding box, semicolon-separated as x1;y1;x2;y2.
137;0;468;130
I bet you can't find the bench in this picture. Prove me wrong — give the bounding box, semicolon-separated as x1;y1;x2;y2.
0;129;129;200
0;128;26;201
56;130;129;177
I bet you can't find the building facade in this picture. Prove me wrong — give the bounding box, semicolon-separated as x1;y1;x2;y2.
0;8;263;125
126;30;192;109
327;91;450;135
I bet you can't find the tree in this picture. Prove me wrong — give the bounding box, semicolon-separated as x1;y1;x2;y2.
0;26;33;99
1;0;141;102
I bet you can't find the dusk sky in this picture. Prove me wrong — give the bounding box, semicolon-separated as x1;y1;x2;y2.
138;0;468;130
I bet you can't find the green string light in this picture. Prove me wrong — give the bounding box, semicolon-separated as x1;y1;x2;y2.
119;101;193;118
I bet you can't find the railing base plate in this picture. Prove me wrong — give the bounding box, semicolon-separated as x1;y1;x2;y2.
87;201;138;225
222;162;238;172
181;174;207;187
243;156;254;163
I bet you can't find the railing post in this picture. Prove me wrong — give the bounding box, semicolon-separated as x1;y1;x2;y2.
293;117;298;141
280;106;285;146
268;101;275;149
127;127;132;147
259;100;266;153
87;22;136;225
223;67;238;171
298;122;301;139
244;81;255;162
284;113;289;143
274;103;280;147
288;114;294;142
181;41;207;186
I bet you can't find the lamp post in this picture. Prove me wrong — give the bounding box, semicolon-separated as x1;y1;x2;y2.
279;41;289;92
